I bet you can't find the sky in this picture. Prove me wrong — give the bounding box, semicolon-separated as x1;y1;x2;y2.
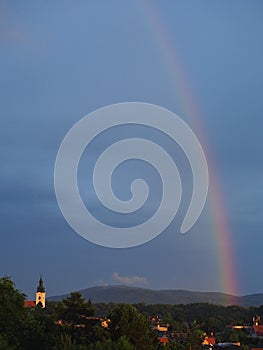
0;0;263;299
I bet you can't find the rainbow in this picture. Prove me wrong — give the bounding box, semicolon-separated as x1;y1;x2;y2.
138;1;239;301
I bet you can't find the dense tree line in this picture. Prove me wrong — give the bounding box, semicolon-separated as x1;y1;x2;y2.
2;276;263;349
94;301;261;333
132;303;259;333
0;277;157;350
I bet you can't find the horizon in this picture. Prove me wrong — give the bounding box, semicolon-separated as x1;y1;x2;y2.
21;280;263;301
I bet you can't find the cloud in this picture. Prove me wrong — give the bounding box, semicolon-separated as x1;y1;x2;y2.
113;272;148;286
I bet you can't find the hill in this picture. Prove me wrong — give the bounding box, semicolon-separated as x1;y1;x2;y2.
48;285;263;307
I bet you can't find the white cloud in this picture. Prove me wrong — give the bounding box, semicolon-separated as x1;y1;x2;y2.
113;272;148;286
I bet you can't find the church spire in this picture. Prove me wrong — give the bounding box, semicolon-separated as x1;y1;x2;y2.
36;275;46;308
37;275;45;292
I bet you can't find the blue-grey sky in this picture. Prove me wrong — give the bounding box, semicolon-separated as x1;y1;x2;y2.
1;0;262;298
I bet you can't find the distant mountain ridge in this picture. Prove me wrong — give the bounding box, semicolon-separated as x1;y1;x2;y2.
49;285;263;307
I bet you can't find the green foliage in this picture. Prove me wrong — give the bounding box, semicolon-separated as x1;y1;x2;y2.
86;336;134;350
0;276;27;349
0;335;15;350
56;292;103;346
57;334;134;350
59;333;79;350
20;312;60;350
4;276;263;350
128;302;257;332
203;316;224;333
57;293;95;325
109;304;158;350
0;276;60;350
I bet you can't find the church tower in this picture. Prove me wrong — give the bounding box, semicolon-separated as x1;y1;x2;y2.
36;275;46;308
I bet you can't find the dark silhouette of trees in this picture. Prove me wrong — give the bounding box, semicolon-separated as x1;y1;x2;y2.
57;292;95;325
0;276;27;348
3;276;263;350
109;304;158;350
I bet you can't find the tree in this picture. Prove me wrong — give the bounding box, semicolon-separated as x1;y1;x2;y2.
0;276;27;349
186;323;205;350
0;276;61;350
56;293;99;345
57;292;95;325
109;304;158;350
0;334;15;350
203;317;223;333
20;312;60;350
87;336;134;350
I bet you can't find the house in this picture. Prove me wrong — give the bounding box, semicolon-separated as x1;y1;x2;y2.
252;325;263;338
203;335;216;346
159;336;169;347
156;324;169;332
24;300;36;308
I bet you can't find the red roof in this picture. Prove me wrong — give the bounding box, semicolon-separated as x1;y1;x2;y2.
24;300;36;308
159;337;169;344
207;337;216;345
253;326;263;336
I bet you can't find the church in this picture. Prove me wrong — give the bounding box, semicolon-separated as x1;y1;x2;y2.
24;276;46;308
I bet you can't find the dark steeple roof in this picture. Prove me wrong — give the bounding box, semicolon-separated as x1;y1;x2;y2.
37;275;45;293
